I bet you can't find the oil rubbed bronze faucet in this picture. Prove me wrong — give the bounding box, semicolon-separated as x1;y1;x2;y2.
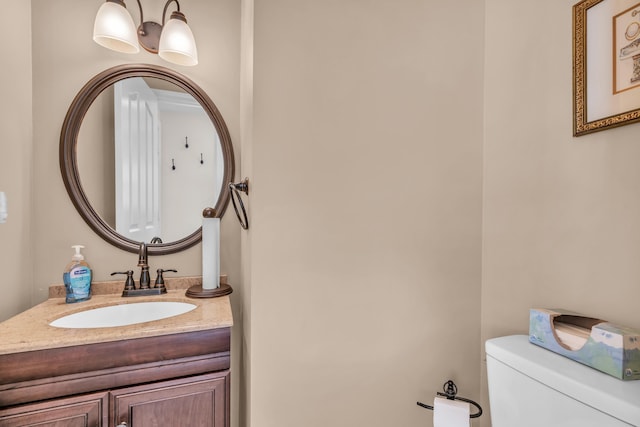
138;242;151;289
111;242;176;297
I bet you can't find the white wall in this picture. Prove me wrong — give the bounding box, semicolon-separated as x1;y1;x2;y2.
159;103;220;241
244;1;484;426
0;1;33;319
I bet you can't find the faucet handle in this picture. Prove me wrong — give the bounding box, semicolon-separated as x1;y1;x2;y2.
111;271;135;291
154;269;177;291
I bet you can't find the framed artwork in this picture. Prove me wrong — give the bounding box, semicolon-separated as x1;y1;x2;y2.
574;0;640;135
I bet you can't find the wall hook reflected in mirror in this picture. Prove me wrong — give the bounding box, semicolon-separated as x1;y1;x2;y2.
59;64;235;255
229;178;249;230
200;153;204;164
171;158;176;170
185;136;189;148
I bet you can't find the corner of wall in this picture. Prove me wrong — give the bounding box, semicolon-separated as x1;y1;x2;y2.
0;0;34;321
239;0;254;426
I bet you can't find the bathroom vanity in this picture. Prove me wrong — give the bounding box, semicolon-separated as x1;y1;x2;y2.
0;278;233;426
1;61;239;426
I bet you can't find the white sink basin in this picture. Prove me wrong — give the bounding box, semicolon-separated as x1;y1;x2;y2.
49;301;197;329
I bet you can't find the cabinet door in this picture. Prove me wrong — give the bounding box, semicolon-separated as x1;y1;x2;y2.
111;371;229;427
0;392;108;427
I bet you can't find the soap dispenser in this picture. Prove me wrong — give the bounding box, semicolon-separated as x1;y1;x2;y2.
63;245;92;303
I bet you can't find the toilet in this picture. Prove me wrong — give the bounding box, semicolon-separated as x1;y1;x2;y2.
486;335;640;426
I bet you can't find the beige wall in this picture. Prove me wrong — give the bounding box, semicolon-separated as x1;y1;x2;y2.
14;0;242;425
246;1;484;426
239;1;254;426
481;0;640;424
0;1;33;320
77;86;115;226
7;1;640;426
29;0;240;299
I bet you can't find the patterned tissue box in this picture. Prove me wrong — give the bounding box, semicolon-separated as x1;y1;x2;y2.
529;308;640;380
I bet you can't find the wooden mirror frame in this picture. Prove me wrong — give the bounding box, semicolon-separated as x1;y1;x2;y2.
60;64;234;255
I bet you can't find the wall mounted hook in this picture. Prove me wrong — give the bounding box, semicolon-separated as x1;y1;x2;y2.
230;178;249;195
200;153;204;164
171;158;176;170
185;136;189;148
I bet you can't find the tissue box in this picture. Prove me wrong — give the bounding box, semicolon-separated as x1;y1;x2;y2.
529;308;640;380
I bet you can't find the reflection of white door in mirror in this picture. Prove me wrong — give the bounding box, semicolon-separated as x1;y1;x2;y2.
114;78;162;243
62;64;235;255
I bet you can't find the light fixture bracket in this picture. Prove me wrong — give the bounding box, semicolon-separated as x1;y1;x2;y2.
169;10;187;23
138;21;162;53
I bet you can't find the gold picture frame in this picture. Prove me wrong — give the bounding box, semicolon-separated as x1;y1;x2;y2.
574;0;640;135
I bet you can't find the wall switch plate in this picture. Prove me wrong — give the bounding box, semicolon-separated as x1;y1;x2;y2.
0;192;7;223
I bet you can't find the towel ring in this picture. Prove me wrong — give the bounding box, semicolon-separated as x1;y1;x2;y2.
229;178;249;230
416;380;482;419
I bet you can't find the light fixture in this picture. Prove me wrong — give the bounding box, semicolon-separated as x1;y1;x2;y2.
93;0;198;66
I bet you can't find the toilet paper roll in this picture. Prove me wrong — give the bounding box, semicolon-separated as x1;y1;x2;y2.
433;396;470;427
202;214;220;290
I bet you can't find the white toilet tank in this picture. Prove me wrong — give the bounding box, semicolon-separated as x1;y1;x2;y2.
486;335;640;427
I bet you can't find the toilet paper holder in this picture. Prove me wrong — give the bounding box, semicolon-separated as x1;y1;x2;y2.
416;380;483;419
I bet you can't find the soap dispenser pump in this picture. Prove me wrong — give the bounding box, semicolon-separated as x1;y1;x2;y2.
63;245;92;303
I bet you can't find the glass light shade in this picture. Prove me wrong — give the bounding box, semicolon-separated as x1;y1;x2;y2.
93;1;140;54
158;17;198;66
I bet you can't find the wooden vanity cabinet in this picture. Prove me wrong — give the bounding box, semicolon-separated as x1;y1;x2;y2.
0;392;108;427
0;328;231;427
111;371;229;426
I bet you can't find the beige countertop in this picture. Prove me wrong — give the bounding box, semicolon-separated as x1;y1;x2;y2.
0;276;233;355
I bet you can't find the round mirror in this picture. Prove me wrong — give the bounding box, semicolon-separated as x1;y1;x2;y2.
60;64;234;255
